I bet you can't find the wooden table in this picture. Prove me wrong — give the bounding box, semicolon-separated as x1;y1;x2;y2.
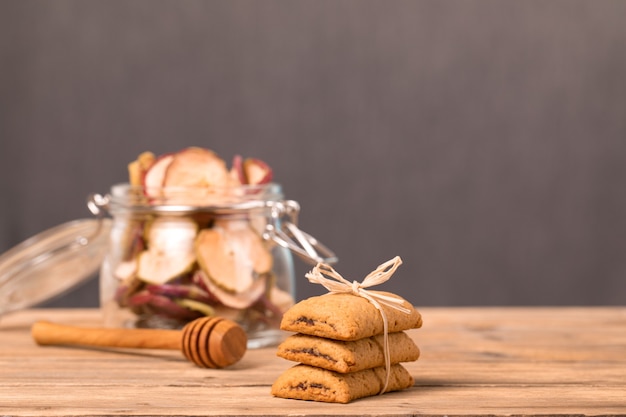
1;307;625;416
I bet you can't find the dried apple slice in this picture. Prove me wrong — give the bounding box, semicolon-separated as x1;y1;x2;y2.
163;147;230;189
136;251;195;285
196;270;267;310
228;154;245;186
243;158;272;185
127;291;202;320
229;155;272;185
143;153;174;197
136;217;198;284
114;275;145;308
176;298;215;317
195;221;273;294
243;158;273;185
145;216;198;251
146;283;216;305
114;260;137;282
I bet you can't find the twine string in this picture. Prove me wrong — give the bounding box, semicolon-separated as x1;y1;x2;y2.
305;256;408;394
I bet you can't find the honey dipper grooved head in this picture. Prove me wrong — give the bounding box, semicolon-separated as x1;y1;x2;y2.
182;317;247;368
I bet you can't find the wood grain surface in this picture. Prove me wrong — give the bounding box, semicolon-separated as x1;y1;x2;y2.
1;307;625;416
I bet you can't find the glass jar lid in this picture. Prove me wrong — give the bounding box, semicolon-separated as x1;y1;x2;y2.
0;218;112;317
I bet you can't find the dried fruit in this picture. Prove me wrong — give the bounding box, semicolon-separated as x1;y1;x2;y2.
128;291;202;321
229;155;273;186
176;298;215;317
146;283;216;305
196;270;267;310
128;151;156;186
136;217;197;285
195;221;272;293
243;158;273;185
113;260;137;282
163;147;230;189
143;154;174;197
111;147;292;335
229;154;245;185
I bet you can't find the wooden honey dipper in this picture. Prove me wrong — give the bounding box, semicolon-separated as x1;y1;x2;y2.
31;316;247;368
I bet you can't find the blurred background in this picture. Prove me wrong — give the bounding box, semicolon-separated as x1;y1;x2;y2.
1;0;625;308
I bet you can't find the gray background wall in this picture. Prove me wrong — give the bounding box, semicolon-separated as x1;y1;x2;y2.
1;0;625;308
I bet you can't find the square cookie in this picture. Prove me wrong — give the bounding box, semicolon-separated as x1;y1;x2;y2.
280;291;422;340
271;363;414;403
276;331;420;373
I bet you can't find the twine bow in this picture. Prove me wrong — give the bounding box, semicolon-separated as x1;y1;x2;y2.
305;256;410;394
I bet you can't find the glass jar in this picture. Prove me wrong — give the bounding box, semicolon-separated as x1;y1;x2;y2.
88;183;335;349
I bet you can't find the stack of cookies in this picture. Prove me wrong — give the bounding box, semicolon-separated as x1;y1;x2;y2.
271;291;422;403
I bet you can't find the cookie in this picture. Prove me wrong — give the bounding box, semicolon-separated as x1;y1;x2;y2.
280;292;422;341
271;363;414;403
276;331;420;373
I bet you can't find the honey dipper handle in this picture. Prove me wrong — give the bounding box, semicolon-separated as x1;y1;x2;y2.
31;321;182;351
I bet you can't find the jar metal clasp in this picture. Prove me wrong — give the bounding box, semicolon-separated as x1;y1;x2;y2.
263;200;337;266
87;193;109;217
